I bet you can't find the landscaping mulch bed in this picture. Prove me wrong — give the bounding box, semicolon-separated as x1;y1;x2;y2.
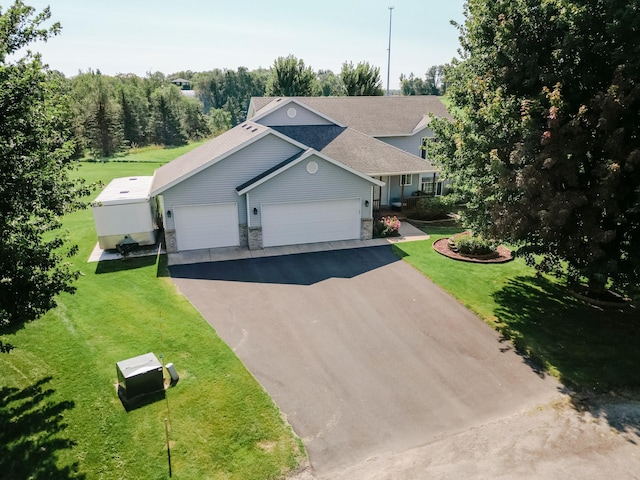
433;237;514;264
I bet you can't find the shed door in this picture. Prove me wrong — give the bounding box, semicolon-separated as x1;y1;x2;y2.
173;203;239;251
262;198;360;248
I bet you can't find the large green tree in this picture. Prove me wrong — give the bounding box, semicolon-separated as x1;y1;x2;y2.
400;65;447;96
317;69;344;96
74;72;124;158
266;55;319;96
0;1;89;329
149;86;188;146
192;67;267;124
340;61;384;96
116;74;150;147
433;0;640;296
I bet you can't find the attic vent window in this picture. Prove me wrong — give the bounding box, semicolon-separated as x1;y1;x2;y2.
120;190;130;194
129;177;137;181
241;123;247;128
251;128;258;132
276;98;282;102
306;161;319;174
287;107;297;118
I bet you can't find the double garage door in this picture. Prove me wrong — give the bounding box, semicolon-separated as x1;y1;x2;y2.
173;198;361;251
262;198;361;248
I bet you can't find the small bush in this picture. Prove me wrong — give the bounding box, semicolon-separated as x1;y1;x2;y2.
412;196;452;220
453;234;497;256
374;216;401;237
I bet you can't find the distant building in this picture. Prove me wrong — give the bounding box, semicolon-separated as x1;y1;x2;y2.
170;78;191;90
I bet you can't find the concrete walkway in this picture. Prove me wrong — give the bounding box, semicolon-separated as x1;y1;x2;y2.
166;221;429;266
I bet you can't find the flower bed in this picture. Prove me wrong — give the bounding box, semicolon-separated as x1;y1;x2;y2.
432;238;513;264
374;215;401;237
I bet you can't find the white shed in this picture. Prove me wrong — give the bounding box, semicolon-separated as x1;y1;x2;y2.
92;176;157;250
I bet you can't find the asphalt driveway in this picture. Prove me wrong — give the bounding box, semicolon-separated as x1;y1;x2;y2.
169;245;561;475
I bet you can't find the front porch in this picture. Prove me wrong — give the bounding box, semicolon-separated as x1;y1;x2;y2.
373;173;444;218
373;191;435;218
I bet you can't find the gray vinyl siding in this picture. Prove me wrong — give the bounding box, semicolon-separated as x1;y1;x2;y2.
377;128;435;157
247;155;373;228
389;175;416;201
256;104;335;127
161;134;302;230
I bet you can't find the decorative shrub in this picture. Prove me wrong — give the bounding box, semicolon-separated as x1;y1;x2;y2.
453;233;497;256
374;216;401;237
412;196;452;220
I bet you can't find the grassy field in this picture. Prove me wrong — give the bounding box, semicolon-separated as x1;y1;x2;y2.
394;223;640;392
0;147;304;479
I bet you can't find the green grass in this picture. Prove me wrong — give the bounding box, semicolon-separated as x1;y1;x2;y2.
0;152;304;479
85;142;206;163
395;223;640;393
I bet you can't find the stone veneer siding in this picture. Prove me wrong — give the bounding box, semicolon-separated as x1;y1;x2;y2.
361;218;373;240
248;227;263;250
239;224;248;248
165;230;178;254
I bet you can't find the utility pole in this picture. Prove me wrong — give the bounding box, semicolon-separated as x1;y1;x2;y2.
386;6;394;96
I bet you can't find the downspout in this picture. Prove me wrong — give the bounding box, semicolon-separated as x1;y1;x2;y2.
246;192;251;228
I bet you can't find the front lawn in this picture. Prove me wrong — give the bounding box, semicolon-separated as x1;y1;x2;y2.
0;151;304;479
394;224;640;392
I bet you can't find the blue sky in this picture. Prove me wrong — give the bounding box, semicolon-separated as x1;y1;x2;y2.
21;0;465;87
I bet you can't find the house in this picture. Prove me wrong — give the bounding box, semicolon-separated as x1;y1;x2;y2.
143;96;450;253
170;78;191;90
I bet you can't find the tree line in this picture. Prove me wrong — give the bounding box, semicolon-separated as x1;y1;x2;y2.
65;56;447;159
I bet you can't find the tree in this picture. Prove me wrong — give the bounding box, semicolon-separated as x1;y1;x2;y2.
340;61;384;96
149;86;187;146
400;65;446;96
116;74;150;147
83;73;124;157
192;67;268;124
400;73;429;95
432;0;640;296
207;108;232;136
425;65;447;95
180;96;210;140
316;69;343;96
0;1;89;330
266;55;319;96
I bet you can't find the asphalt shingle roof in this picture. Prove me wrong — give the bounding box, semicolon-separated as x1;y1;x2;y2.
251;96;452;136
151;121;269;195
272;125;437;176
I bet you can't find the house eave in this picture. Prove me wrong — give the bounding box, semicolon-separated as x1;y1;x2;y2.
367;168;440;177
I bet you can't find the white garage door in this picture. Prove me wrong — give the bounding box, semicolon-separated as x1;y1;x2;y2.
173;203;239;251
262;198;361;247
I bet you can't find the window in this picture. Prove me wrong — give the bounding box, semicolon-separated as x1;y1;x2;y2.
421;180;444;196
400;174;413;186
421;137;438;160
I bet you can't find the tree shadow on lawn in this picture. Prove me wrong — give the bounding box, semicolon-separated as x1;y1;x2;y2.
492;275;640;439
0;376;84;479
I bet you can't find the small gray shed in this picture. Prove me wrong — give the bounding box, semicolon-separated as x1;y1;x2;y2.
116;352;164;400
92;176;157;250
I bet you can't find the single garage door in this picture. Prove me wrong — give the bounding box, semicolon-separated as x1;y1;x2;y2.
262;198;361;247
173;203;239;251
